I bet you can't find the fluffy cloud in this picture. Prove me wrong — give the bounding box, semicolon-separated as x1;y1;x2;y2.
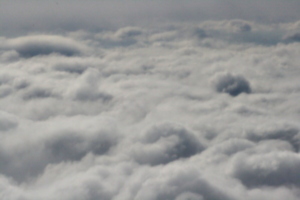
5;35;88;57
231;151;300;187
1;6;300;200
129;123;205;165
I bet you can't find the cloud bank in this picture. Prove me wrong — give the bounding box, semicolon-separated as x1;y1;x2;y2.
1;1;300;200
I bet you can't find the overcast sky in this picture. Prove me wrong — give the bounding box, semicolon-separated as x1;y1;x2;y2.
1;0;300;35
1;1;300;200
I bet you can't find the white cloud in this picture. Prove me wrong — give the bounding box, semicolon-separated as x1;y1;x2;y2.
5;35;88;57
230;151;300;187
0;9;300;200
128;123;205;165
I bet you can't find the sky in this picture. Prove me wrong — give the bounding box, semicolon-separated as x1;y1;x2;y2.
1;1;300;200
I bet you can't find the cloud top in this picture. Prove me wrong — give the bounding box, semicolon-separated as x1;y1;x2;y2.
6;35;87;57
0;17;300;200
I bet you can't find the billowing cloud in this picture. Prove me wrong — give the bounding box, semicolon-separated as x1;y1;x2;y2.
5;35;88;57
129;123;205;165
0;2;300;200
231;151;300;187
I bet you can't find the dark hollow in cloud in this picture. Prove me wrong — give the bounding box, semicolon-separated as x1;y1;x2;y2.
22;87;57;100
45;129;117;162
6;35;87;57
194;28;208;39
212;73;251;96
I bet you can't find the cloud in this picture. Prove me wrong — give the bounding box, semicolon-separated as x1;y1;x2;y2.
114;27;143;40
1;10;300;200
246;124;300;151
95;27;145;47
45;128;118;162
22;87;58;100
1;0;300;36
231;151;300;187
0;111;18;131
6;35;88;57
132;165;235;200
175;192;204;200
130;123;205;165
283;32;300;42
67;69;113;102
212;72;251;96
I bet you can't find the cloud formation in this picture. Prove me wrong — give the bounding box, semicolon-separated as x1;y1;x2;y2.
5;35;87;57
0;3;300;199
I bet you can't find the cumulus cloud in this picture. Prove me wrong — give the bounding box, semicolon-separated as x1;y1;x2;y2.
67;69;113;102
129;123;205;165
1;2;300;200
231;151;300;187
5;35;88;57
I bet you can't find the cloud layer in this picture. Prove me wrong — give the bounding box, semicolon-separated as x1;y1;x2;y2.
1;4;300;199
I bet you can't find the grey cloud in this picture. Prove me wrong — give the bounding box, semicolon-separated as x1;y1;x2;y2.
0;112;18;131
0;120;119;182
0;74;14;98
246;125;300;151
194;28;208;39
0;74;14;86
53;62;88;74
6;35;88;57
13;79;30;90
195;20;285;45
0;50;20;62
283;32;300;42
1;13;300;200
45;129;117;162
114;27;143;40
67;69;113;102
1;0;300;36
229;20;252;32
175;192;204;200
95;27;145;48
0;86;13;98
149;31;179;42
204;138;255;156
130;123;205;165
212;72;251;96
231;151;300;187
134;167;235;200
22;87;58;100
